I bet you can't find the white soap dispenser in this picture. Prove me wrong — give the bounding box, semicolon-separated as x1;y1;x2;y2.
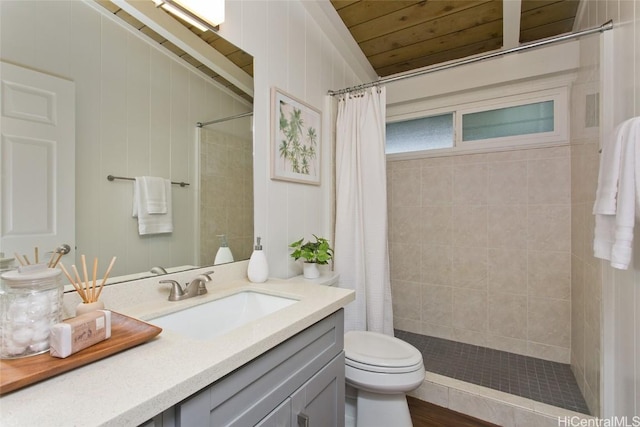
214;235;234;265
247;237;268;283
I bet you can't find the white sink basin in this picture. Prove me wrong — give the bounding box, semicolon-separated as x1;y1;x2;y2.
150;291;297;340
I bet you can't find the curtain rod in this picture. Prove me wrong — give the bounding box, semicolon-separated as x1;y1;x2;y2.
328;20;614;97
197;111;253;127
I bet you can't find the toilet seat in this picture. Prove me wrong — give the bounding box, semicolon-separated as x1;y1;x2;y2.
344;331;423;373
345;357;422;374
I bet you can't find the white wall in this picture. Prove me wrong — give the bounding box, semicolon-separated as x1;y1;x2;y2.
574;0;640;418
217;0;372;278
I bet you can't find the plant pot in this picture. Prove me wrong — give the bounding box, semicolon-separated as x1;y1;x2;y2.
303;262;320;279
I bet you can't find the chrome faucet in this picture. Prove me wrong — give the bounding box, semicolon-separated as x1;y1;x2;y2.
160;271;214;301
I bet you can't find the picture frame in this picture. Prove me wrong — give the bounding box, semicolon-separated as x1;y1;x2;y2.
271;87;322;185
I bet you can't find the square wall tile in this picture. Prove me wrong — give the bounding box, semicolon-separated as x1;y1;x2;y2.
421;244;453;286
390;242;422;282
452;246;487;289
453;163;487;205
488;204;527;249
527;205;571;251
421;284;452;327
488;248;528;295
527;157;571;204
528;297;570;348
391;168;421;207
488;292;528;339
421;205;453;245
390;205;423;244
391;280;421;321
453;205;488;247
421;322;454;340
452;288;487;332
487;160;528;205
528;250;571;300
422;165;453;206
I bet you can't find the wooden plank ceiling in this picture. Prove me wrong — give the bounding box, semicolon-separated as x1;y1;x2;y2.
331;0;580;77
99;0;579;91
96;0;253;103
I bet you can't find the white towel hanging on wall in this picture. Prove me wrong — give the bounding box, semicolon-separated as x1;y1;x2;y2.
132;177;173;235
593;117;639;269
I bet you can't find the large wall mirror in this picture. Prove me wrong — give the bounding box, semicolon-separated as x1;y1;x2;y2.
0;0;254;284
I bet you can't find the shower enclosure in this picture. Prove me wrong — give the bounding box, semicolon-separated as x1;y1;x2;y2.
197;112;254;266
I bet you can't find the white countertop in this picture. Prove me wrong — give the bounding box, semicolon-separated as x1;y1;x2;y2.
0;269;354;426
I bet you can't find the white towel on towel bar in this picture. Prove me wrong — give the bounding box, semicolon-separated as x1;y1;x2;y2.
593;117;639;269
144;176;168;214
132;177;173;235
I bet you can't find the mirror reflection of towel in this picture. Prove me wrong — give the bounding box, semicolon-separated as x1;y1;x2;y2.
132;177;173;235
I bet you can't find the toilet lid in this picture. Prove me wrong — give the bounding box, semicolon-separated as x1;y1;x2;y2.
344;331;423;369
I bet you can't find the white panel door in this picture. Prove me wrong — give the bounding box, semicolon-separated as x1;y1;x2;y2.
0;61;75;267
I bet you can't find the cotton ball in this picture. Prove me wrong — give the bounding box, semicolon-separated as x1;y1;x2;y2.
49;298;60;315
11;327;34;346
8;299;29;322
2;339;27;356
28;340;49;353
27;293;50;319
31;319;51;342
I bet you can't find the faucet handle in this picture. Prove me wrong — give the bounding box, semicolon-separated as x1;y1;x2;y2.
160;279;185;301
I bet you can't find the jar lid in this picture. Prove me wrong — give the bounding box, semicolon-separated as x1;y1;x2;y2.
1;264;61;288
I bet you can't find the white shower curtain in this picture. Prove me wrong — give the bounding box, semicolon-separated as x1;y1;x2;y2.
334;86;394;335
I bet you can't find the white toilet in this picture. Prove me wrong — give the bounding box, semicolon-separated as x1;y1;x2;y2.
344;330;425;427
300;273;425;426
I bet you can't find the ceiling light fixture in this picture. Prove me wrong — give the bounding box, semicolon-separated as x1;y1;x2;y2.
152;0;224;32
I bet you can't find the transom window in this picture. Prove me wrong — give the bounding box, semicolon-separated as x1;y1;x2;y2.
386;85;568;158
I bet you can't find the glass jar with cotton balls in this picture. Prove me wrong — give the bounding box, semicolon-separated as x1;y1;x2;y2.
0;265;63;358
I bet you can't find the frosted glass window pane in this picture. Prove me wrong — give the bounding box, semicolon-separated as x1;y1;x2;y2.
462;100;554;141
386;114;453;154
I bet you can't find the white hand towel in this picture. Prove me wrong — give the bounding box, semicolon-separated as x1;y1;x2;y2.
610;120;637;269
593;117;639;270
132;177;173;235
142;176;168;214
593;120;629;215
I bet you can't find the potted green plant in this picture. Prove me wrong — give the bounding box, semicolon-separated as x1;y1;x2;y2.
289;235;333;279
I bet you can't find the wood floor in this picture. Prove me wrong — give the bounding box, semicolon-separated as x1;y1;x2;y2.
407;396;500;427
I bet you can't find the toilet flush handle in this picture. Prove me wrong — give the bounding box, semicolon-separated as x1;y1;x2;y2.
297;413;310;427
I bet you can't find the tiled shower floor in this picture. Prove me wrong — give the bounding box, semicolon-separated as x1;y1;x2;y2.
395;330;590;415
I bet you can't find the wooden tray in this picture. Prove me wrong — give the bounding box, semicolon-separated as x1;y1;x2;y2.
0;311;162;395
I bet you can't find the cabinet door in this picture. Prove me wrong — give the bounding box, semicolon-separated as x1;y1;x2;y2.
290;353;345;427
256;398;292;427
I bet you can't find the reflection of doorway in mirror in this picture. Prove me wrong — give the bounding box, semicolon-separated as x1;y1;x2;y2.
0;62;76;269
198;116;254;265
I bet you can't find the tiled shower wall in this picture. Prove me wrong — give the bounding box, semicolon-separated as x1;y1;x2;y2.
199;127;254;265
388;146;572;363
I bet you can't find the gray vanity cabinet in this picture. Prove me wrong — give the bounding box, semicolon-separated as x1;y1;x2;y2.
143;309;345;427
257;352;344;427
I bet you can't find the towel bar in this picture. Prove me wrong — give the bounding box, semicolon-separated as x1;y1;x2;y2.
107;175;189;187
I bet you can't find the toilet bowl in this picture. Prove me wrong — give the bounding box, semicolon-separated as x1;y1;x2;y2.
344;330;425;427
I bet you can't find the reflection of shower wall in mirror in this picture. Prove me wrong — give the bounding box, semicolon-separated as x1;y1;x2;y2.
200;122;254;265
